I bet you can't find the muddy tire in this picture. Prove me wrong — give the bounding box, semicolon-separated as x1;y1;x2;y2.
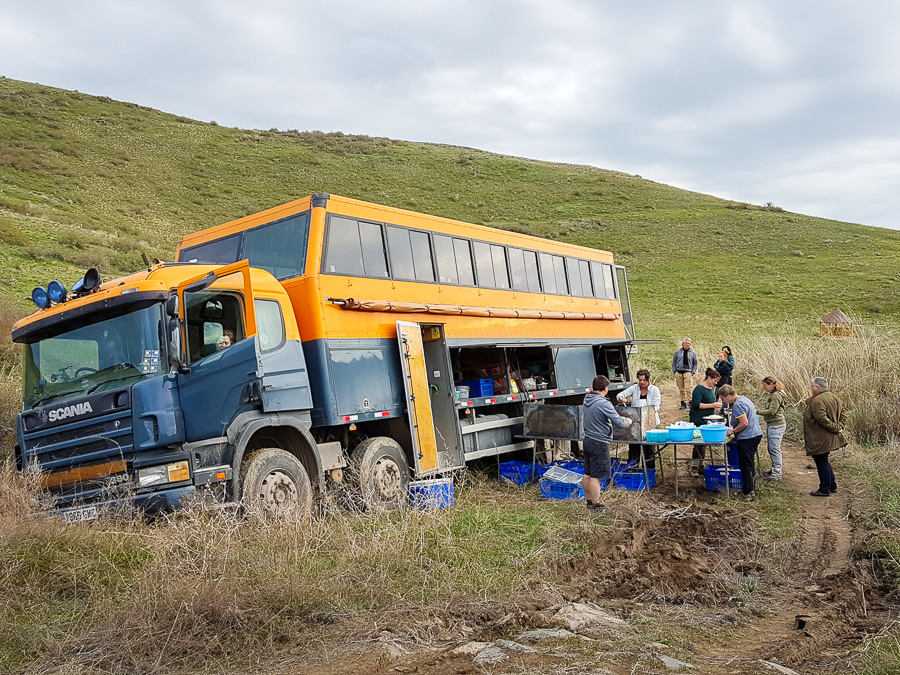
350;437;410;510
240;447;313;518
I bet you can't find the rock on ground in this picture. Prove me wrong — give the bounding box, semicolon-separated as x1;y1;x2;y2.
552;602;627;631
473;645;508;665
518;628;575;641
652;652;695;670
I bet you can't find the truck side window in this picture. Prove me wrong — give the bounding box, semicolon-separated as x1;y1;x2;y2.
255;299;285;352
184;291;245;362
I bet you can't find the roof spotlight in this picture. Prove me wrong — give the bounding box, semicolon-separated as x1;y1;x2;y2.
47;280;67;304
72;267;101;296
31;286;50;309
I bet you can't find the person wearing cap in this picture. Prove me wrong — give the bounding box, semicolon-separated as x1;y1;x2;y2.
672;338;698;410
804;377;847;497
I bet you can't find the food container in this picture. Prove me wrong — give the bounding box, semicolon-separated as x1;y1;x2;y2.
666;424;696;442
699;424;728;443
646;429;669;443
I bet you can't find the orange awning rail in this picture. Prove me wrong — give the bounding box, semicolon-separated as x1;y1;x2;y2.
328;297;619;321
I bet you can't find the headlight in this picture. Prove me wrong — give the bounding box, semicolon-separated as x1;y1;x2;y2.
137;460;190;487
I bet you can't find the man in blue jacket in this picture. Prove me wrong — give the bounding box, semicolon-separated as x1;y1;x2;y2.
582;375;633;511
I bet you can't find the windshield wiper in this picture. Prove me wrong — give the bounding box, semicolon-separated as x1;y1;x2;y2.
86;364;143;394
31;390;83;408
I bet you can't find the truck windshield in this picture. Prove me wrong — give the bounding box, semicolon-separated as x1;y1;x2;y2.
22;304;165;410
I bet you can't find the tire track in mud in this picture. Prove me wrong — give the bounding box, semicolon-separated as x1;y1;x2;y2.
749;455;882;672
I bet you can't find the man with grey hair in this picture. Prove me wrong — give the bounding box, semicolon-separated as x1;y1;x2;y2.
803;377;847;497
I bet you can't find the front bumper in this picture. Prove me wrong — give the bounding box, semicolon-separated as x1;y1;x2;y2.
53;484;197;521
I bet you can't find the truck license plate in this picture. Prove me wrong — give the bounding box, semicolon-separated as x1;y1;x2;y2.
61;506;98;523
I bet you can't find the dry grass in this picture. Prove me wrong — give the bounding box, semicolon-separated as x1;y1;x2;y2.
0;469;592;672
689;320;900;445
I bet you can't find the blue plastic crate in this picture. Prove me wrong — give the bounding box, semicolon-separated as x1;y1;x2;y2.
499;461;540;485
539;478;609;500
704;465;743;492
611;458;638;476
537;461;584;477
410;478;455;508
457;378;493;397
614;469;656;491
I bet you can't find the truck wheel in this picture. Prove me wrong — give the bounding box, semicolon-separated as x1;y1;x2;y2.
350;437;410;510
240;448;313;518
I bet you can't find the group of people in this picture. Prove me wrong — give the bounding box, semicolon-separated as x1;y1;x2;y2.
578;342;847;511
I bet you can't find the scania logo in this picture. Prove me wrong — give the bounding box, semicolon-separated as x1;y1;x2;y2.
48;402;94;423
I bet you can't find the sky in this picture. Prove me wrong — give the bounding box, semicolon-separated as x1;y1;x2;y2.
2;1;900;229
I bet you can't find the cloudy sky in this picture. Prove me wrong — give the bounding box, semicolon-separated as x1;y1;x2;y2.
3;1;899;229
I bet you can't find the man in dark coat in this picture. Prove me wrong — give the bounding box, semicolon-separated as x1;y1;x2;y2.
804;377;847;497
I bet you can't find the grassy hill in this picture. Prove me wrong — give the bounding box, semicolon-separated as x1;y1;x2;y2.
2;75;900;339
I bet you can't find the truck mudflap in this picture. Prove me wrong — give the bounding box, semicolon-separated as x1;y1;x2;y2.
54;485;197;522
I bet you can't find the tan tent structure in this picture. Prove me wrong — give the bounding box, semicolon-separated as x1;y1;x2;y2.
820;308;853;338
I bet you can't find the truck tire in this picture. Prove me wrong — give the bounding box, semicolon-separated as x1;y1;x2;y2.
349;437;410;510
240;447;313;518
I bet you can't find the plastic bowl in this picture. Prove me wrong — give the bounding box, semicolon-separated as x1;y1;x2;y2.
666;425;695;442
699;424;728;443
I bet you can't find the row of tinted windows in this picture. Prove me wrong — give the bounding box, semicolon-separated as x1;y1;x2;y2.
323;216;618;300
177;211;312;280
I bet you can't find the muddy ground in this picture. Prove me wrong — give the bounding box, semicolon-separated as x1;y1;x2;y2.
266;417;895;674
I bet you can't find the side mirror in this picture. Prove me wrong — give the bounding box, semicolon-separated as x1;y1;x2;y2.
168;318;190;374
165;295;179;317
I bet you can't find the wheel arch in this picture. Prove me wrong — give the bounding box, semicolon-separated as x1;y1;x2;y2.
226;411;323;500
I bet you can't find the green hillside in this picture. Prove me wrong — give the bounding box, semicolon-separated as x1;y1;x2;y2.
2;76;899;335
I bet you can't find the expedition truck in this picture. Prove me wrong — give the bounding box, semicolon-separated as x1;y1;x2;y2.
13;194;636;520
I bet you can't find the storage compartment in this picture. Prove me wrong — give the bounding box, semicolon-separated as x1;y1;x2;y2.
460;413;513;452
593;344;630;388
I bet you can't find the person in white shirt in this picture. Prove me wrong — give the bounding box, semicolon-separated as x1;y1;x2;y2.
617;369;662;468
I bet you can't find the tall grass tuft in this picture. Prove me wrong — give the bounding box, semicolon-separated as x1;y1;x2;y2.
708;321;900;444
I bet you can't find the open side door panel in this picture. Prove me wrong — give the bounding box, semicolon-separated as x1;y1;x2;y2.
396;321;464;476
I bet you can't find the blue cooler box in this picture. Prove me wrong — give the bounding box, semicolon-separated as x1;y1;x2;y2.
410;478;455;508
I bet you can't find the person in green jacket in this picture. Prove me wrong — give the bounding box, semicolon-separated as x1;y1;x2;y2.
758;376;787;480
689;368;722;476
804;377;847;497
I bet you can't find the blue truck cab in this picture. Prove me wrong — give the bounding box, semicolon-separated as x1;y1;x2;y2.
12;261;333;522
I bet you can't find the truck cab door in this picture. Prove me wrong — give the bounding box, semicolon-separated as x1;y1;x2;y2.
396;321;464;476
174;261;260;442
253;298;313;412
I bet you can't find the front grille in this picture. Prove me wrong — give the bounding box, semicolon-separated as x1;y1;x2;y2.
25;411;134;473
43;438;122;462
42;424;108;445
